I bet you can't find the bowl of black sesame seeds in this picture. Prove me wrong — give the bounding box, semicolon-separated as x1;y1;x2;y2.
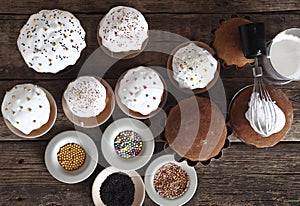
92;166;145;206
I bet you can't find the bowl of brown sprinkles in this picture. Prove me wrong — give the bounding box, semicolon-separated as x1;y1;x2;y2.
92;166;145;206
44;130;98;184
153;162;190;199
144;154;197;206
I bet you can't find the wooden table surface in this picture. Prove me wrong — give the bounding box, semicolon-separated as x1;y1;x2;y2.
1;0;300;205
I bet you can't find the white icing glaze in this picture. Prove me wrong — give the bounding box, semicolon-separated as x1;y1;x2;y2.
1;84;50;134
245;92;286;137
270;30;300;79
17;9;86;73
99;6;148;52
118;66;164;115
64;76;107;118
172;43;218;89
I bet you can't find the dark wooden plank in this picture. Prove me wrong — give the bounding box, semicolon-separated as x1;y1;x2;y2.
1;0;300;14
1;13;300;80
0;1;299;206
0;141;299;205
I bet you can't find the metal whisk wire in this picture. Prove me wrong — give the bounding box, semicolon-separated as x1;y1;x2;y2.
249;58;277;137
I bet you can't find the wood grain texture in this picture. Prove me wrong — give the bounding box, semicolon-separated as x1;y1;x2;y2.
1;0;300;14
0;141;299;205
1;1;300;205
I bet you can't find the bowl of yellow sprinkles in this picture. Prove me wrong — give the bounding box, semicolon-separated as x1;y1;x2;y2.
45;130;98;184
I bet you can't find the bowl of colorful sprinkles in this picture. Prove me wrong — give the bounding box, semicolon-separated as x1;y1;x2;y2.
92;166;145;206
114;130;143;159
101;118;155;171
44;130;98;184
144;154;197;206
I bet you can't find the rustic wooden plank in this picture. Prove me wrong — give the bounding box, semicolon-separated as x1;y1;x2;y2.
0;79;299;141
1;0;300;14
1;13;300;80
0;1;299;206
0;141;299;205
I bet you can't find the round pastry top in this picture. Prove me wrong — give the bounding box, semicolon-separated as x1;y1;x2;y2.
213;17;254;67
114;130;143;159
99;6;148;52
1;83;50;134
172;42;218;89
117;66;164;116
17;9;86;73
64;76;107;118
165;96;227;161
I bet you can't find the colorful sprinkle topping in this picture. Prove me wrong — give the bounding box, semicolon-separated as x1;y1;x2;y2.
64;76;107;118
172;43;217;89
114;130;143;159
153;162;189;199
99;6;148;52
118;66;164;116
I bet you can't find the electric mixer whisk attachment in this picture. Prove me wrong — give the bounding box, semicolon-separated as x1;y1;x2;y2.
239;23;277;137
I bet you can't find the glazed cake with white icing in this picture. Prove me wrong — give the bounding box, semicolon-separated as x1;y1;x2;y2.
98;6;148;53
118;66;164;115
64;76;107;118
17;9;86;73
172;43;218;89
1;84;50;134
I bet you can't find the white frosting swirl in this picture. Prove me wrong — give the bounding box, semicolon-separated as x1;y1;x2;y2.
245;92;286;137
118;66;164;115
172;43;218;89
17;9;86;73
64;76;107;118
99;6;148;52
1;84;50;134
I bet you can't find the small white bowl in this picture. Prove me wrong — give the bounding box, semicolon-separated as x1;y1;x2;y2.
144;154;198;206
44;130;98;184
101;118;155;171
92;166;145;206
